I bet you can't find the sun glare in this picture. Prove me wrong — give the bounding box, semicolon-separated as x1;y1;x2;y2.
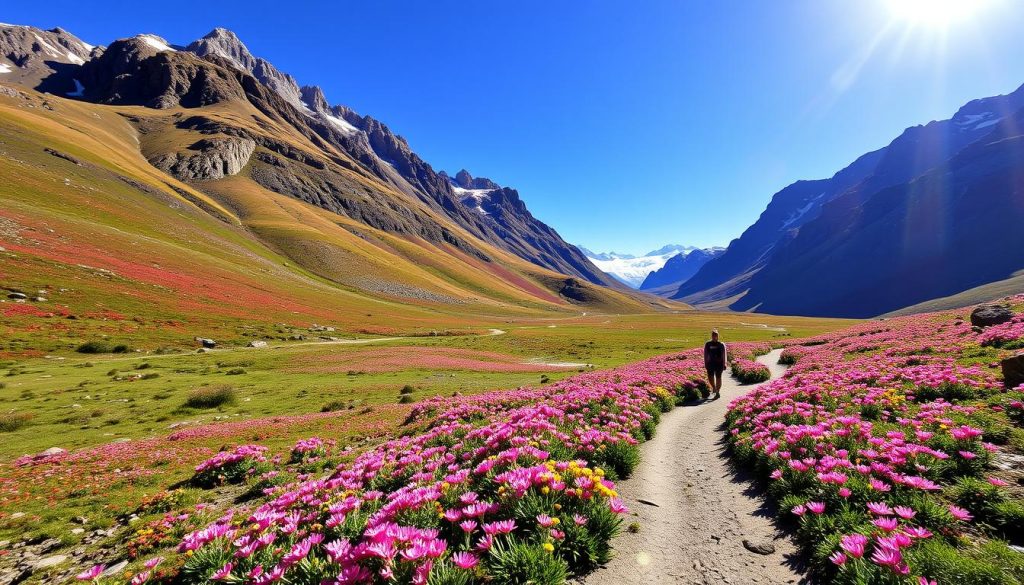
885;0;989;29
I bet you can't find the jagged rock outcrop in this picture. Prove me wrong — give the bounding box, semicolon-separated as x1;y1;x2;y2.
76;36;247;108
150;137;256;180
186;28;305;110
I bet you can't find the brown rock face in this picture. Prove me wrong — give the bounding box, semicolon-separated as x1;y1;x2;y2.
1003;353;1024;389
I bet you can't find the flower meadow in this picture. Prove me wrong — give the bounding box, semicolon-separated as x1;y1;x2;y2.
727;297;1024;585
65;346;730;584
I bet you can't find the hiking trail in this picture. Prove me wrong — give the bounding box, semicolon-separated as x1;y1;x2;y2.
578;348;804;585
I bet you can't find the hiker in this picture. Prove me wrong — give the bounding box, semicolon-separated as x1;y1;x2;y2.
703;329;727;400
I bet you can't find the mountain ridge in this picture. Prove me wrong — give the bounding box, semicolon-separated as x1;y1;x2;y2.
675;81;1024;316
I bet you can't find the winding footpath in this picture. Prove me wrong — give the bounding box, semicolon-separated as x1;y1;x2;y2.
579;349;804;585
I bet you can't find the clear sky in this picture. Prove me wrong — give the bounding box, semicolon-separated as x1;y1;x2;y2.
6;0;1024;255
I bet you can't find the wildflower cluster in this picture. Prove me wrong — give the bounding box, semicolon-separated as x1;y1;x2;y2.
192;445;271;488
726;300;1024;584
174;349;718;583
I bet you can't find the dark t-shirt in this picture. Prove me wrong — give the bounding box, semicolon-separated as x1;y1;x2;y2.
704;340;726;370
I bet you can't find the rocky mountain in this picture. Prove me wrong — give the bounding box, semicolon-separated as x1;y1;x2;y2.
677;83;1024;316
0;23;98;86
639;247;724;292
581;245;702;288
177;28;617;287
3;24;617;288
0;23;667;313
675;83;1024;311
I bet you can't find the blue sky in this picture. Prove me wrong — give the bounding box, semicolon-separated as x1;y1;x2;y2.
6;1;1024;255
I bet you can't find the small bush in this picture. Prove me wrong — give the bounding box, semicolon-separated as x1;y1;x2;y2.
487;540;568;585
224;368;246;376
592;440;640;480
0;412;32;432
398;394;414;404
135;362;151;370
321;400;356;412
140;373;160;380
184;385;237;409
76;341;111;354
77;341;130;354
399;385;415;395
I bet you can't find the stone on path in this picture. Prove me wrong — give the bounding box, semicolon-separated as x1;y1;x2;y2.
742;539;776;555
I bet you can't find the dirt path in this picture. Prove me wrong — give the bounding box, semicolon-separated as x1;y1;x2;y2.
578;349;804;585
80;329;508;363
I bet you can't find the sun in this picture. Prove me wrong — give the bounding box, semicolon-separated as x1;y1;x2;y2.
884;0;990;29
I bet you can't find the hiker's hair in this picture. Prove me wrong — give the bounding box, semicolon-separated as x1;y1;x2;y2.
711;329;719;336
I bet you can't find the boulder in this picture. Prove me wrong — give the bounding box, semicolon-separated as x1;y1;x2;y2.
742;538;776;555
1003;353;1024;389
34;554;67;569
7;292;27;300
247;340;268;348
971;304;1014;327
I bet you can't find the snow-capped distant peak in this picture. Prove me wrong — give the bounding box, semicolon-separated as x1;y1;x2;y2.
138;34;175;53
582;244;704;288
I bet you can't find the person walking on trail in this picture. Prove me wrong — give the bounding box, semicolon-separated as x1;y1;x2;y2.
703;329;727;400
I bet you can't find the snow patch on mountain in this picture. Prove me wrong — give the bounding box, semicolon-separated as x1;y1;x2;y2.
138;34;175;52
452;186;492;215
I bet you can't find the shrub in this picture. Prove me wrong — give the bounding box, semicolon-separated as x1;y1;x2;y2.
486;540;568;585
0;411;32;432
592;440;640;480
76;341;111;354
140;372;160;380
191;445;269;488
400;385;415;395
77;341;130;354
321;399;355;412
731;359;771;384
184;385;237;409
907;539;1009;585
224;368;246;376
398;394;415;404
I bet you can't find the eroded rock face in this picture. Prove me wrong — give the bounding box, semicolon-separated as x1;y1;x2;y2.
151;137;255;180
971;304;1014;328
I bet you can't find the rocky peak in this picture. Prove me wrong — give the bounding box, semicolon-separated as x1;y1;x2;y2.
187;28;255;71
300;85;329;113
451;169;499;190
186;28;303;110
